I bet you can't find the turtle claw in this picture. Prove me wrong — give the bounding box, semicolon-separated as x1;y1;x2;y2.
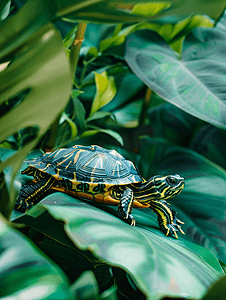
159;215;185;238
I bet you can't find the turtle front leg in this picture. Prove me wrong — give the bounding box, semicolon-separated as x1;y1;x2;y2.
149;200;184;238
15;176;56;212
117;187;135;226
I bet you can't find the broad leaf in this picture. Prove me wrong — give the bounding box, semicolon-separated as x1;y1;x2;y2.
55;0;225;23
190;124;226;170
136;136;226;264
125;22;226;129
0;215;73;299
147;103;204;148
0;0;71;217
13;195;223;300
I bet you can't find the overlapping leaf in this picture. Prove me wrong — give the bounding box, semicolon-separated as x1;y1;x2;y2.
13;193;224;300
0;215;73;299
136;136;226;264
125;20;226;129
0;0;71;217
54;0;225;23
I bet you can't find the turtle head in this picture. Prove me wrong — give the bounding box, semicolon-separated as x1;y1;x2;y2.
153;174;185;200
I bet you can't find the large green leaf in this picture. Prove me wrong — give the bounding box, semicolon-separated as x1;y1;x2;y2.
54;0;225;23
0;214;73;299
147;103;204;148
0;0;71;217
136;136;226;264
147;102;226;170
190;124;226;170
13;194;223;300
125;23;226;129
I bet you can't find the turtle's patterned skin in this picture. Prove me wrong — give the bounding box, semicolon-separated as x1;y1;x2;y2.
15;145;185;238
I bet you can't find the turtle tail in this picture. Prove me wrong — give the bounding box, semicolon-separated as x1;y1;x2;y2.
15;176;56;212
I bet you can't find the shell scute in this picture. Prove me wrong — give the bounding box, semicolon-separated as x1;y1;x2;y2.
25;145;142;185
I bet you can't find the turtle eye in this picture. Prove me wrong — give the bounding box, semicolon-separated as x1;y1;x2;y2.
167;176;176;185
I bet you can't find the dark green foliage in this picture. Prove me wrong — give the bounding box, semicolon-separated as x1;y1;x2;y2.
1;0;226;299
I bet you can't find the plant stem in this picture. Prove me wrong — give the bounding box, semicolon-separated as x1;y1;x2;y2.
44;23;87;151
139;87;152;127
69;22;87;80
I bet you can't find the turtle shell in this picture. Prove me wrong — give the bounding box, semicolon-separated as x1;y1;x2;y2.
25;145;142;185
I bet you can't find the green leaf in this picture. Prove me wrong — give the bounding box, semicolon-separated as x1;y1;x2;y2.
63;25;77;49
80;128;124;146
70;271;99;299
125;26;226;129
148;102;204;148
89;71;117;117
190;124;226;170
13;195;223;300
0;0;71;216
112;98;143;128
132;2;171;16
86;111;114;122
71;96;86;132
202;276;226;300
100;14;212;53
55;0;225;23
136;136;226;264
0;215;73;299
60;112;78;139
0;0;11;21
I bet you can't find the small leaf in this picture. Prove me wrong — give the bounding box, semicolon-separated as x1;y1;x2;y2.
63;25;77;49
60;112;78;138
95;128;124;146
72;89;83;98
70;271;99;299
80;128;123;145
71;97;86;132
86;111;114;122
132;2;171;17
89;71;116;117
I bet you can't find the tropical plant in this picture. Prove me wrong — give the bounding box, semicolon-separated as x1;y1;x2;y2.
1;0;226;299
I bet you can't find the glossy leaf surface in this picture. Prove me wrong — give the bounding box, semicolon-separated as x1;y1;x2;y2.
13;193;223;300
55;0;225;23
0;0;71;216
0;215;73;299
125;22;226;129
136;136;226;264
89;71;117;117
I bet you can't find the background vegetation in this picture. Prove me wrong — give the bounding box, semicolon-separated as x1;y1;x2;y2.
1;0;226;299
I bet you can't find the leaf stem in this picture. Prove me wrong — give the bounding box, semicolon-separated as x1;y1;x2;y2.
139;87;152;127
69;22;87;80
44;23;87;151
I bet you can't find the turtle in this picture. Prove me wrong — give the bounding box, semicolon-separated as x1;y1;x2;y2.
15;145;185;238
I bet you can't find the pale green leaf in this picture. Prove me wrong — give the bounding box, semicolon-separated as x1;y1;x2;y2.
89;71;116;117
132;2;171;16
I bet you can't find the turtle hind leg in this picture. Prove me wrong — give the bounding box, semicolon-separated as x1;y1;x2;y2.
15;176;56;212
117;188;135;226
